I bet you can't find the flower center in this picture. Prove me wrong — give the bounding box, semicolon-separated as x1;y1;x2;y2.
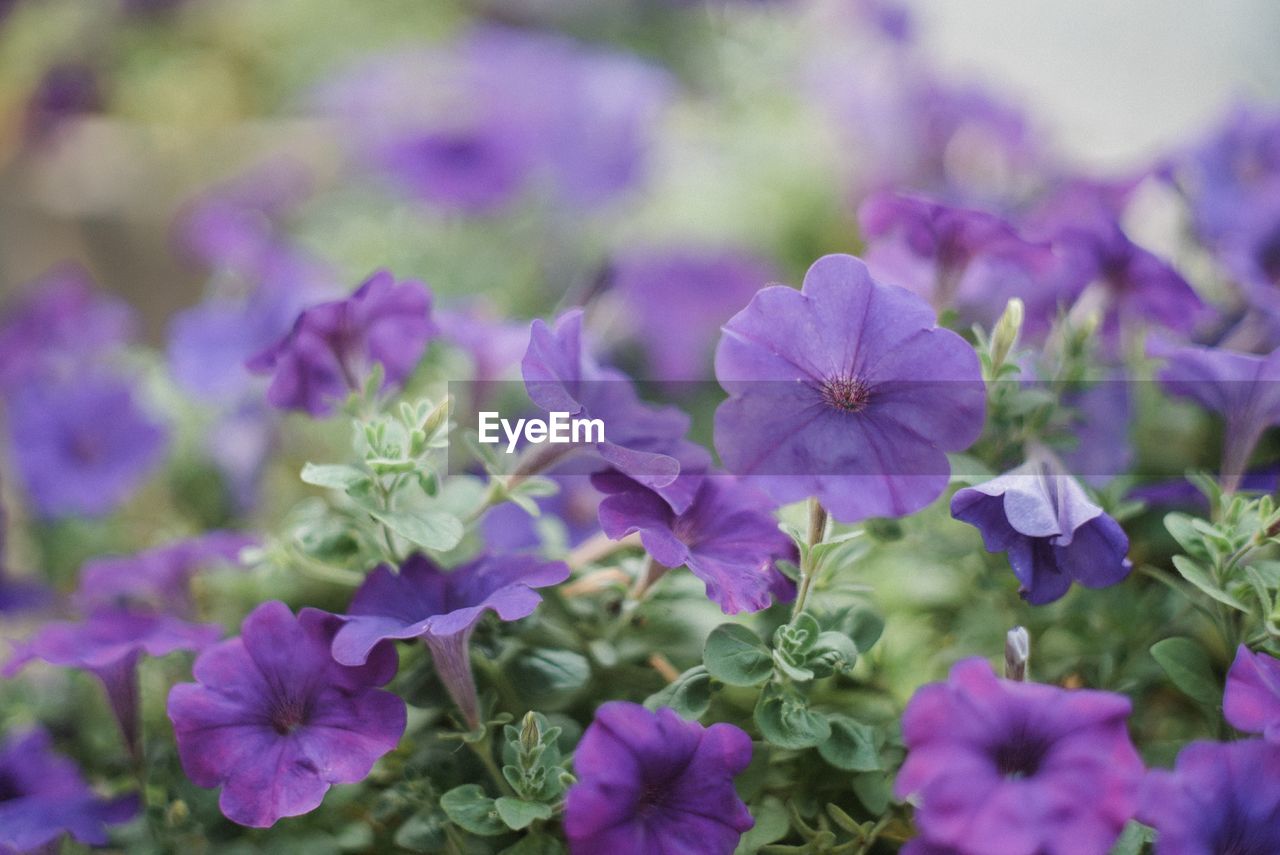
0;771;21;802
821;374;871;413
991;731;1050;779
269;696;310;735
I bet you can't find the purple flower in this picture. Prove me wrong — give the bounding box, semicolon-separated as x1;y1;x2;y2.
75;531;254;616
25;63;101;143
607;247;776;383
713;253;985;523
0;727;137;853
1156;342;1280;492
436;303;529;385
480;473;601;552
895;658;1144;855
523;309;709;512
1224;645;1280;742
167;601;405;828
247;270;434;416
5;375;168;519
330;554;569;729
1138;739;1280;855
564;701;753;855
6;610;222;760
950;454;1132;605
595;472;795;613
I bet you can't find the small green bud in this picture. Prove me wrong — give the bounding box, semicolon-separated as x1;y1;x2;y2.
990;297;1024;370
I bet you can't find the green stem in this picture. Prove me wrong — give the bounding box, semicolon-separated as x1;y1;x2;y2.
467;736;515;797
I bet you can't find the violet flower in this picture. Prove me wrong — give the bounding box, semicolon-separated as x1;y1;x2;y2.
247;270;434;416
1156;341;1280;492
5;375;168;519
564;701;753;855
595;471;795;613
6;611;222;760
1224;645;1280;742
950;454;1132;605
895;658;1144;854
167;601;406;828
713;253;985;522
329;553;569;730
1138;739;1280;854
0;727;138;853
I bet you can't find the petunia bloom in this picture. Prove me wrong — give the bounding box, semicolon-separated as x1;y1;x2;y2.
247;270;433;417
564;701;753;855
5;375;167;519
1156;341;1280;492
895;658;1144;855
0;727;138;853
951;454;1132;605
1224;644;1280;742
594;471;795;613
714;253;985;522
330;554;569;730
1137;739;1280;854
6;610;222;760
167;601;405;828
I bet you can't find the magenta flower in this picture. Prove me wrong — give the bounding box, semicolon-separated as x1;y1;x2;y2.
4;374;168;519
1138;739;1280;854
713;253;985;522
595;472;795;613
247;270;433;416
167;601;405;828
330;554;569;730
1156;341;1280;491
6;610;221;760
950;455;1132;605
895;658;1143;855
1224;645;1280;742
0;727;137;853
564;702;753;855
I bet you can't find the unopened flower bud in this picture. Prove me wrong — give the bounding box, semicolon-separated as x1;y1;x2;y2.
990;298;1024;370
1005;626;1030;681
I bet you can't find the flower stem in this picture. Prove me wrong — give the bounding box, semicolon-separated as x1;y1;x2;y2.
791;498;828;620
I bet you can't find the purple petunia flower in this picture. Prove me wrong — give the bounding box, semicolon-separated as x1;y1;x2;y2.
6;610;222;760
436;303;529;386
1224;645;1280;742
595;471;794;613
0;727;138;853
523;309;709;512
950;453;1131;605
1138;738;1280;854
5;375;168;519
247;270;434;416
1156;341;1280;492
713;253;985;523
330;553;569;730
564;701;754;855
75;531;254;616
895;658;1144;855
167;601;406;828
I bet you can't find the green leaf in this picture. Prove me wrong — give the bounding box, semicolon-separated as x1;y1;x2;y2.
805;631;858;678
300;463;368;491
494;797;552;830
1170;555;1251;612
754;682;831;750
1108;821;1153;855
847;608;885;653
645;666;712;719
1150;637;1222;707
500;834;566;855
704;624;773;687
818;715;881;771
393;810;448;852
1164;512;1207;557
439;785;506;836
734;796;790;855
508;649;592;709
851;771;891;815
369;508;464;552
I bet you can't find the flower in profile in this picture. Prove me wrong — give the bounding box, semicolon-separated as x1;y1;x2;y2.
595;471;795;613
1156;341;1280;492
329;554;569;730
167;601;405;828
714;253;985;522
950;453;1132;604
5;375;168;519
0;727;138;853
5;610;222;760
1224;645;1280;742
247;270;434;416
895;658;1143;855
564;702;753;855
1138;739;1280;854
